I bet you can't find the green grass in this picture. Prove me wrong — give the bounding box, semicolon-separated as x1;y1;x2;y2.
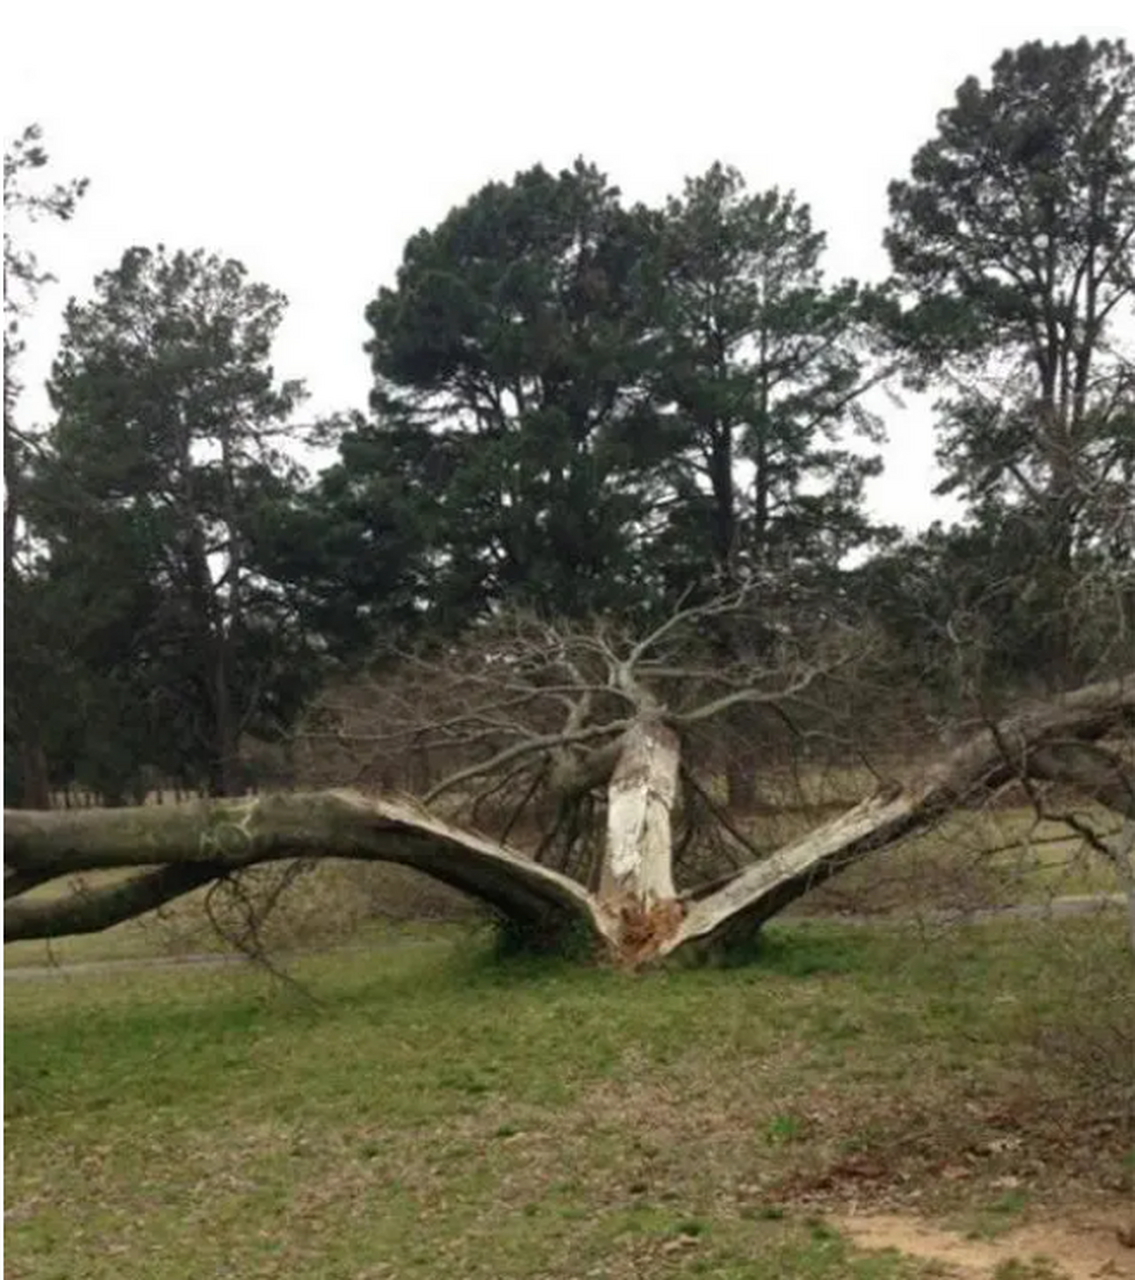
2;912;462;970
7;916;1133;1279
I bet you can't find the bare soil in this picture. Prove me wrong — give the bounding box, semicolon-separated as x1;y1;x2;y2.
836;1206;1135;1279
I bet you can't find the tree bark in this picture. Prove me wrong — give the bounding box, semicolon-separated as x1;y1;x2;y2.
4;791;617;949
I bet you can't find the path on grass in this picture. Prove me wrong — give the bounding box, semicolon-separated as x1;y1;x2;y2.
4;894;1126;981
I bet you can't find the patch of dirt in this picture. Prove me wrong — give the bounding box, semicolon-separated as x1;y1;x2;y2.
836;1208;1135;1279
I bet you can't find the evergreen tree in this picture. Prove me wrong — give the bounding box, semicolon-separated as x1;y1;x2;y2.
885;38;1135;681
651;162;893;593
35;246;317;796
3;125;87;807
357;160;667;626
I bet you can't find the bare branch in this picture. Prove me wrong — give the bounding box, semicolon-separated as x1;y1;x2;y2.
672;664;830;726
423;721;632;804
626;586;750;669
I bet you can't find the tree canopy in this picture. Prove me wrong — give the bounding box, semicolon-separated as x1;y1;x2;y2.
651;163;893;591
357;160;667;626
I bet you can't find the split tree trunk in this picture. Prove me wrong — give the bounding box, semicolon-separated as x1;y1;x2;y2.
597;717;685;961
599;718;679;908
6;673;1134;963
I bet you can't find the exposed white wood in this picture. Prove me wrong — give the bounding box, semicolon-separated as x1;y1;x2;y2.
599;719;680;908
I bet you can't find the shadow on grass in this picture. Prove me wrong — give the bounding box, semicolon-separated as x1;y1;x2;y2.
676;922;875;977
458;914;877;985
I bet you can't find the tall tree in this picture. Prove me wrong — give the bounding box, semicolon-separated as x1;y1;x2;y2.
885;37;1135;681
36;246;314;797
3;125;88;539
648;164;894;804
356;160;667;627
652;163;891;592
3;125;87;807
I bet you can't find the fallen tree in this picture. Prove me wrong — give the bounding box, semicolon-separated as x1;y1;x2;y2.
6;594;1134;964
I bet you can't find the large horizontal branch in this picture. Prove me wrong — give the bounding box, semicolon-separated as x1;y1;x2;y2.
5;791;618;948
5;864;225;942
5;867;62;900
666;672;1135;957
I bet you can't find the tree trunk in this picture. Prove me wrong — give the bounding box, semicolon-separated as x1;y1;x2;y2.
214;426;244;800
599;718;680;909
209;627;243;798
15;737;51;811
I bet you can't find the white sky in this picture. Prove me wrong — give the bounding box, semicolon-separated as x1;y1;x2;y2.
5;0;1133;531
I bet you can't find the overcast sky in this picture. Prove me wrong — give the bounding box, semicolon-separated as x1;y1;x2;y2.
6;0;1133;530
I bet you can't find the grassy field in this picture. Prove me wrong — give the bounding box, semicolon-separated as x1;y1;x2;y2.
6;916;1134;1279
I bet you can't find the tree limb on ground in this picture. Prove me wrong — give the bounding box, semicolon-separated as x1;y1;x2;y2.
5;792;615;949
671;673;1135;956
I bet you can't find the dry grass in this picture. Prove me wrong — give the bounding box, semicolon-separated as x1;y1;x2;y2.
793;808;1121;919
